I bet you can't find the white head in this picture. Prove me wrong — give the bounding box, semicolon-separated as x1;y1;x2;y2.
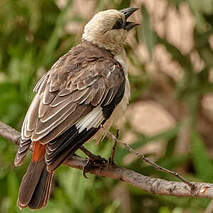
82;8;138;55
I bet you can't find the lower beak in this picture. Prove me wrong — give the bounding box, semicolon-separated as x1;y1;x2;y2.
120;8;139;31
124;22;140;31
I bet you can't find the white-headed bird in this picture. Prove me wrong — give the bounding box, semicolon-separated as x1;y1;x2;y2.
14;8;138;209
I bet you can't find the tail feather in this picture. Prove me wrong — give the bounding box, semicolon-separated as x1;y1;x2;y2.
28;167;53;209
18;160;45;208
18;159;53;209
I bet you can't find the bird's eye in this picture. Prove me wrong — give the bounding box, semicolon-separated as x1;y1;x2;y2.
112;18;124;30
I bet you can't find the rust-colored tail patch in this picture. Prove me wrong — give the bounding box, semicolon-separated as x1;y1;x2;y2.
32;143;46;162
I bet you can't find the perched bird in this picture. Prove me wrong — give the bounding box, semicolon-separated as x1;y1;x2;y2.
14;8;138;209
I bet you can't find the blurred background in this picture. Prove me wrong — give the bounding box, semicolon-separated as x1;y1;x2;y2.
0;0;213;212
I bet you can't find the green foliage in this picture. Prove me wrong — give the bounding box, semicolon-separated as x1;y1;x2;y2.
141;5;155;57
191;131;213;181
0;0;213;212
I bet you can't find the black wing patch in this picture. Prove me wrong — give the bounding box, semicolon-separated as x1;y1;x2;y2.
46;126;98;171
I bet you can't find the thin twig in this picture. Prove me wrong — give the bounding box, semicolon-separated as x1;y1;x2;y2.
107;131;196;191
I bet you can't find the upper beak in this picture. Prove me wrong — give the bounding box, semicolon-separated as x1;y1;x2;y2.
119;8;139;31
120;8;138;19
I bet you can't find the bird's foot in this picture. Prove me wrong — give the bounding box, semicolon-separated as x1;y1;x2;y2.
82;155;108;178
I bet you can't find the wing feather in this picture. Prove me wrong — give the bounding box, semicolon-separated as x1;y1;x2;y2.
40;100;75;123
50;93;73;107
33;103;77;139
42;87;57;105
39;105;92;144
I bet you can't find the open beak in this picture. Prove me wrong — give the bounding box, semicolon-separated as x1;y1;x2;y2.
120;8;139;31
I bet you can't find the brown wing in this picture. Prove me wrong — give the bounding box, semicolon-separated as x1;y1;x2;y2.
15;41;125;167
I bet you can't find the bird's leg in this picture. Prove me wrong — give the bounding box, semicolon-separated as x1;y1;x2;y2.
80;146;107;178
80;146;104;161
108;129;119;167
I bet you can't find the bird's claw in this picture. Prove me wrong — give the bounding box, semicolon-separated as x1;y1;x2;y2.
82;155;108;178
83;158;92;178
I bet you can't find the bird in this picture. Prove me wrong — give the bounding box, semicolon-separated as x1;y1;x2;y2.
14;7;138;209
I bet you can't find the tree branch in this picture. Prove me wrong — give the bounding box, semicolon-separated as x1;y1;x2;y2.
0;121;20;145
1;121;213;198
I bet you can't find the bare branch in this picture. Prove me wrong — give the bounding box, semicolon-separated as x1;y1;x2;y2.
107;131;195;190
0;121;20;144
1;120;213;198
65;156;213;198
